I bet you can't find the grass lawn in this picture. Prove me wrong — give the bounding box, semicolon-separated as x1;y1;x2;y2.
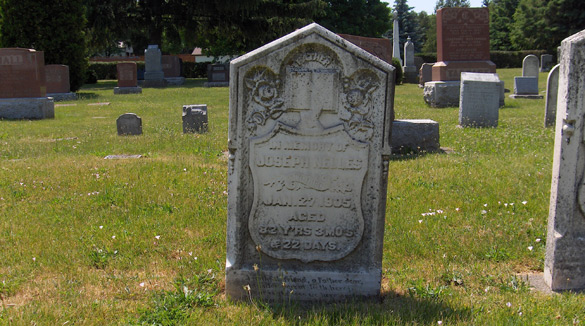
0;69;583;325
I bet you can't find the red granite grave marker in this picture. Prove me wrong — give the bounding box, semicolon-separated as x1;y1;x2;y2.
0;48;46;98
338;34;392;64
161;55;181;78
45;64;70;93
117;62;138;87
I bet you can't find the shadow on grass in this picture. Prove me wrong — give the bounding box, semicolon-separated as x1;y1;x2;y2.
261;291;471;324
390;148;448;162
76;92;100;100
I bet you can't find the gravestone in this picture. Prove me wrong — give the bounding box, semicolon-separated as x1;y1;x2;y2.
142;45;167;88
45;65;76;101
182;104;208;133
510;76;542;99
116;113;142;135
114;62;142;94
403;37;417;83
425;7;496;107
459;72;501;127
522;54;539;79
391;119;440;153
544;64;560;127
540;54;554;72
226;23;394;303
0;48;54;119
419;63;434;87
338;34;392;64
162;55;185;85
204;64;229;87
392;11;402;65
545;29;585;292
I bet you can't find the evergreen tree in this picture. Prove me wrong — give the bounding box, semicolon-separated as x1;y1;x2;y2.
0;0;87;91
435;0;470;12
317;0;391;37
393;0;423;53
490;0;520;50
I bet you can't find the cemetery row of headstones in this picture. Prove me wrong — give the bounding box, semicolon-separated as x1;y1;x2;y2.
116;105;208;136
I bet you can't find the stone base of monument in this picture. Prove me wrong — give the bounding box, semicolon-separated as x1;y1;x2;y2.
48;92;77;102
423;81;460;107
425;80;505;108
141;79;168;88
432;60;496;81
391;119;440;153
509;94;543;99
204;81;229;87
403;66;418;84
165;77;185;86
114;87;143;95
0;97;54;119
225;269;382;302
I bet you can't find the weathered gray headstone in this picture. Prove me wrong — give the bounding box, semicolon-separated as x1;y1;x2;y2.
116;113;142;135
459;72;501;127
540;54;554;72
182;104;208;133
522;54;540;79
143;45;167;88
419;63;434;87
511;76;542;99
226;23;394;303
403;36;417;84
544;64;560;127
545;29;585;292
391;119;440;153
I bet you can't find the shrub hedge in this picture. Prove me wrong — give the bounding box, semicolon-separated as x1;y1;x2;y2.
86;61;209;82
415;50;555;68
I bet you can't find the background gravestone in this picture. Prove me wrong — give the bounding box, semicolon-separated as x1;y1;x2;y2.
392;11;402;65
403;37;417;83
459;72;501;127
142;45;167;88
45;64;76;101
0;48;54;119
162;55;185;85
226;23;395;303
545;29;585;292
204;64;229;87
522;54;540;79
116;113;142;135
541;54;554;72
544;64;560;127
425;7;496;108
419;63;434;87
115;63;142;94
182;104;208;133
338;34;392;64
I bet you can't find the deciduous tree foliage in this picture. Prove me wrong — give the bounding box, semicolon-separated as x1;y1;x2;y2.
489;0;520;51
0;0;87;91
434;0;470;12
316;0;391;37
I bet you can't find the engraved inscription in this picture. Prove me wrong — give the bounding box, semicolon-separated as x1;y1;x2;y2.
0;55;24;65
119;70;134;81
249;126;367;262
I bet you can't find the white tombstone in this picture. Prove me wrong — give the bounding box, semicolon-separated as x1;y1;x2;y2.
544;64;560;127
403;36;417;83
522;54;540;79
545;29;585;292
225;23;395;303
459;72;501;127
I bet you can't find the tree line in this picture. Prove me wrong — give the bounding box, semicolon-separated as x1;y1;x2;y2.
0;0;583;91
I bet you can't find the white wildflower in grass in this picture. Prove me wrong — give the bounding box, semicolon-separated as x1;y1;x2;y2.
99;225;103;229
112;235;116;239
194;257;198;260
437;209;443;214
139;282;145;287
418;220;423;223
522;201;528;205
207;269;213;273
510;203;514;206
155;235;160;240
504;203;508;207
481;210;487;215
519;312;523;316
438;321;443;325
506;302;512;307
528;246;533;251
455;208;460;212
183;168;187;171
188;252;193;256
484;203;488;207
535;238;541;243
484;287;489;293
32;257;36;262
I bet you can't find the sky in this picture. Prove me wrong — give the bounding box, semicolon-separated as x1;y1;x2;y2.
382;0;485;14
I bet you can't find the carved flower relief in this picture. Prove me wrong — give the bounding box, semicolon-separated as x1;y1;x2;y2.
340;70;380;141
244;67;284;132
